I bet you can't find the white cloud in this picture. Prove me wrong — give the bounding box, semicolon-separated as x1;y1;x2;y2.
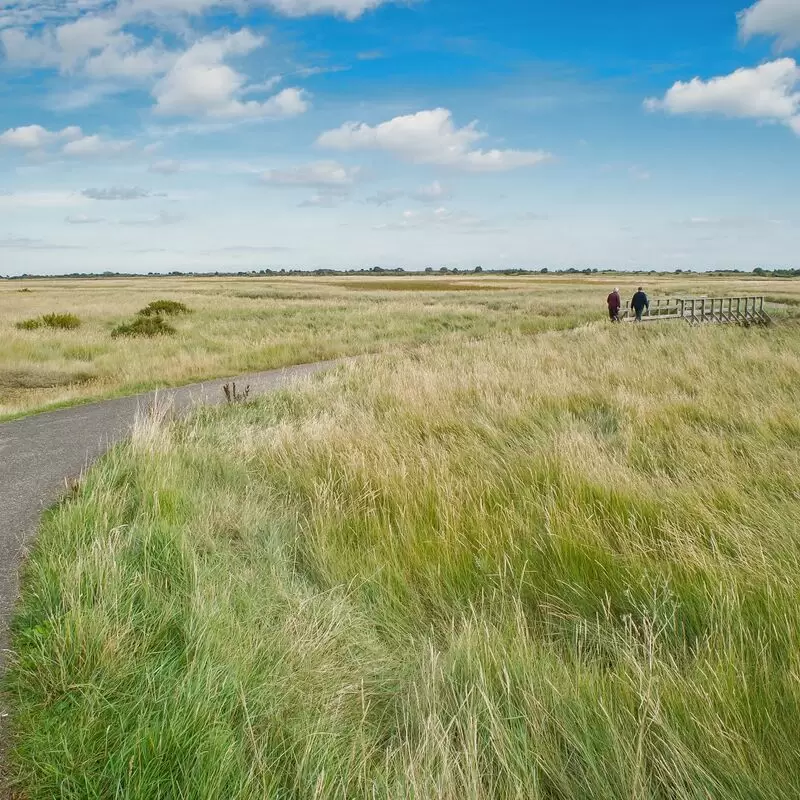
153;31;310;118
0;124;142;159
645;59;800;135
258;0;395;20
63;132;135;156
0;14;170;79
259;87;310;118
317;108;552;171
0;124;81;149
738;0;800;48
261;160;359;189
412;179;450;203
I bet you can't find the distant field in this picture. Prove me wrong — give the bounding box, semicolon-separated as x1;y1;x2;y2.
2;274;798;418
4;275;800;799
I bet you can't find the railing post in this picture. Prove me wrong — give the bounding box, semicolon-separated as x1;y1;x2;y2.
701;298;706;323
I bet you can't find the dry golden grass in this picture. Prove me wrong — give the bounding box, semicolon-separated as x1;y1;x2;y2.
1;273;798;418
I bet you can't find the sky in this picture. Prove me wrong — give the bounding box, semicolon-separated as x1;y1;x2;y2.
0;0;799;274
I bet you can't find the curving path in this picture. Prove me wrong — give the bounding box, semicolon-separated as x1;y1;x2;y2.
0;361;337;794
0;361;336;668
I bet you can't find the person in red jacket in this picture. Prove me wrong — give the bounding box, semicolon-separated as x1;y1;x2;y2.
607;288;621;322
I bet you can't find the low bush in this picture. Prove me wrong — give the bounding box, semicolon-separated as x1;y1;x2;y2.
41;313;81;330
111;315;177;338
15;318;42;330
15;313;81;331
137;299;191;317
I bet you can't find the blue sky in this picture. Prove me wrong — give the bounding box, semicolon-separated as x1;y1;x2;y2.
1;0;799;274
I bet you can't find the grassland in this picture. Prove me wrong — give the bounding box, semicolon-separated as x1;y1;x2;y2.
4;274;800;799
2;273;797;418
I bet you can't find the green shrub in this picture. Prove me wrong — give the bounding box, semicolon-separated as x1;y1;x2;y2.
137;299;191;317
112;315;177;338
15;318;43;330
41;313;81;330
15;313;81;331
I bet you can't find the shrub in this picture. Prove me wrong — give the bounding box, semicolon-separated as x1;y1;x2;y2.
112;315;177;338
137;300;191;317
15;318;43;330
41;313;81;330
15;313;81;331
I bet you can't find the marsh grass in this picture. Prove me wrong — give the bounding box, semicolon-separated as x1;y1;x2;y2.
112;315;178;338
6;321;800;799
137;299;192;316
15;313;81;331
3;274;797;418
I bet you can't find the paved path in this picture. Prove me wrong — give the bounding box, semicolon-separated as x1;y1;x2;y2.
0;361;335;666
0;362;338;794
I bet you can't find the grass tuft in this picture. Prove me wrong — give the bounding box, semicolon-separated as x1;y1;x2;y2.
137;299;191;316
15;313;81;331
111;315;177;338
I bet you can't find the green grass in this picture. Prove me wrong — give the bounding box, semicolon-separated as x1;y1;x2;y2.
6;322;800;799
137;299;192;316
111;316;178;338
15;313;81;331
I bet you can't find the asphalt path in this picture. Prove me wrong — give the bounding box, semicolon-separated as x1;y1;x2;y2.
0;360;335;793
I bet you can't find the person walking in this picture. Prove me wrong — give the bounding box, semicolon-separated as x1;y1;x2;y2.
607;288;621;322
631;287;649;321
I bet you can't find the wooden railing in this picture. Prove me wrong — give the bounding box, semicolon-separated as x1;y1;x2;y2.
621;296;771;326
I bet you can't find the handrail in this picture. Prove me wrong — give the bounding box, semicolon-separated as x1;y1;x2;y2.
620;296;771;326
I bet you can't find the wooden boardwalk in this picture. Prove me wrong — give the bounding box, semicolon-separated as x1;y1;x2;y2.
621;296;771;326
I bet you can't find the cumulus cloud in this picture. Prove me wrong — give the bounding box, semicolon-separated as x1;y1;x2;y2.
261;160;360;190
738;0;800;48
153;31;309;118
317;108;552;171
0;14;173;80
63;132;135;156
81;186;153;199
645;58;800;135
0;124;81;149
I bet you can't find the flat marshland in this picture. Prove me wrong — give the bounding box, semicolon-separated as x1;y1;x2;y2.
2;273;796;418
4;275;800;798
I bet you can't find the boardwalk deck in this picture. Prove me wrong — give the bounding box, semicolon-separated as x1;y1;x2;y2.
621;296;771;326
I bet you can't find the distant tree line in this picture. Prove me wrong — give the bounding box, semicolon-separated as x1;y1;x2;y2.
2;266;799;280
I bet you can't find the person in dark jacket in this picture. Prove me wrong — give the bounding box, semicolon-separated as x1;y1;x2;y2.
607;288;621;322
631;287;649;321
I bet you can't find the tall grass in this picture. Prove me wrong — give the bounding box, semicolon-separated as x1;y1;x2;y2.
2;274;797;418
6;321;800;798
